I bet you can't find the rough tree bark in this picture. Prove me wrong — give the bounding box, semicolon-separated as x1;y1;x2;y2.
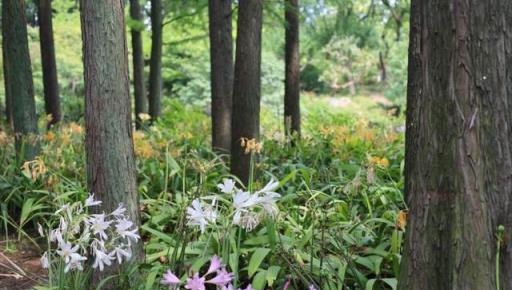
209;0;233;153
230;0;263;185
130;0;147;129
148;0;162;122
3;0;39;162
284;0;301;137
38;0;61;128
399;1;512;289
79;0;142;286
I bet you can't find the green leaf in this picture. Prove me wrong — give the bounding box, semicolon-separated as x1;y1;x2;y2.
248;248;271;277
252;270;267;290
144;269;159;290
266;266;281;286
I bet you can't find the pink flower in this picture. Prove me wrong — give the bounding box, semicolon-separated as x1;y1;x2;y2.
161;270;181;285
206;255;222;274
244;285;254;290
309;285;318;290
185;273;206;290
283;279;291;290
207;267;233;286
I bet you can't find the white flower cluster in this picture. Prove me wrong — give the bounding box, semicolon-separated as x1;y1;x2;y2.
40;194;140;272
186;179;281;232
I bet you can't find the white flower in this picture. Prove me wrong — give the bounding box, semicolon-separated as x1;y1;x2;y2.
64;252;87;273
257;192;281;218
49;229;63;244
115;218;140;243
187;199;217;233
88;214;112;240
255;179;280;196
111;204;127;217
41;251;49;269
85;193;102;207
218;179;236;194
233;191;259;210
37;223;44;237
56;240;82;266
91;238;106;253
55;203;73;222
111;246;132;264
92;248;115;271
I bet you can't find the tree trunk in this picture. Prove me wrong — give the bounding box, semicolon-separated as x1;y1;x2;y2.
79;0;142;287
148;0;162;122
130;0;147;130
2;0;39;162
230;0;263;185
399;1;512;289
284;0;301;138
209;0;233;153
38;0;61;128
2;34;12;127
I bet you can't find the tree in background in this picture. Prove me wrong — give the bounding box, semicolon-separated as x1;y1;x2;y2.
231;0;263;184
149;0;163;122
209;0;233;153
129;0;147;129
284;0;300;138
399;1;512;289
80;0;142;286
2;29;12;127
2;0;39;162
37;0;61;128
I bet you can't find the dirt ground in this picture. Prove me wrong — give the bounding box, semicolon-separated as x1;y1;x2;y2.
0;240;45;290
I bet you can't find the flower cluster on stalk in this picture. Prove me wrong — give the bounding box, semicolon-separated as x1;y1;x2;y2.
39;194;140;273
161;255;253;290
186;178;281;232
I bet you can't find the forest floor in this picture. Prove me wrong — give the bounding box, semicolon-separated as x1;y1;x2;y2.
0;240;44;290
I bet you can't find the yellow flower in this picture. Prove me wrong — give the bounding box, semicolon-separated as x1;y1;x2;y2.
396;210;407;231
368;156;390;168
21;157;47;181
240;137;262;154
138;113;151;122
69;122;83;135
46;114;54;123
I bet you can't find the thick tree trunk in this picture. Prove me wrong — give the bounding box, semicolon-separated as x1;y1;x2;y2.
130;0;147;130
209;0;233;153
230;0;263;185
2;0;39;162
38;0;61;128
399;1;512;289
148;0;162;122
79;0;142;287
284;0;301;137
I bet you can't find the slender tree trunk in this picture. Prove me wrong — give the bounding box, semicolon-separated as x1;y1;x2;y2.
148;0;162;122
130;0;147;130
2;36;12;127
209;0;233;153
399;1;512;289
2;0;39;162
284;0;300;137
231;0;263;185
38;0;61;128
79;0;142;287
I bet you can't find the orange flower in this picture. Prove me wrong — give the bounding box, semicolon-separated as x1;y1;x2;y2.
396;210;407;231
